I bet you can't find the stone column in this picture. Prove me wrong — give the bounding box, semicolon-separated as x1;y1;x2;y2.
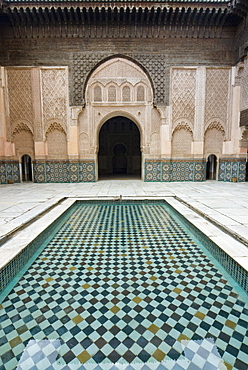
68;107;81;159
0;67;14;157
0;67;5;157
231;65;245;156
193;66;206;157
158;106;171;157
32;68;46;160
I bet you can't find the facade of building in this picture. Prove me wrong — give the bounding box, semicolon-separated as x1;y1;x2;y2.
0;0;247;183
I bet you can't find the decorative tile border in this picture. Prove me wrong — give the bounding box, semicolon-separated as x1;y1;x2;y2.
218;158;246;182
34;160;96;183
145;160;205;182
0;158;246;184
0;161;20;184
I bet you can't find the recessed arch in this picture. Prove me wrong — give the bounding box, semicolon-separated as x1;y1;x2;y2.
96;110;144;140
83;54;155;102
98;116;141;179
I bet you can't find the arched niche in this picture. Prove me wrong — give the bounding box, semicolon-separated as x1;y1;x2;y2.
85;57;153;104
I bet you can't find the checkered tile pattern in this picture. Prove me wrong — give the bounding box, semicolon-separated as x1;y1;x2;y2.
17;339;60;370
0;203;247;370
16;338;227;369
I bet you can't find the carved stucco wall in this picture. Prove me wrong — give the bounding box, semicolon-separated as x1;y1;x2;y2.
71;53;166;106
83;57;154;159
240;58;248;112
170;66;231;157
172;125;193;158
204;126;225;155
46;124;68;159
171;68;196;130
41;68;68;135
12;123;34;158
205;68;230;130
86;58;152;103
6;68;33;138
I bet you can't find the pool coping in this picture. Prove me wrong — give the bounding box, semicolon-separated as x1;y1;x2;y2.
0;196;247;284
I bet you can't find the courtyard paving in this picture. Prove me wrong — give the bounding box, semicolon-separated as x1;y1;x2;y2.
0;180;248;241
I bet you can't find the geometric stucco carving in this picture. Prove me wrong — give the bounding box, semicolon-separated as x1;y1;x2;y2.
205;68;230;128
41;68;68;134
171;68;196;128
45;122;67;137
173;121;193;135
71;53;166;106
6;68;33;128
86;58;152;104
240;58;248;111
205;121;226;139
12;122;33;137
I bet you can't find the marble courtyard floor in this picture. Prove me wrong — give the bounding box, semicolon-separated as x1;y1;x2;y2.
1;180;248;250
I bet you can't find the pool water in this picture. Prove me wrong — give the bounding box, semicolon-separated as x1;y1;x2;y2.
0;202;247;369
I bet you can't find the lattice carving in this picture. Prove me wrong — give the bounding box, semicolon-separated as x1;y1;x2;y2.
173;121;193;134
205;68;230;127
123;86;131;102
240;59;248;111
46;122;66;136
108;86;116;102
71;53;166;106
12;122;33;136
41;69;67;132
7;69;33;125
94;86;102;102
171;69;196;126
137;85;145;101
132;54;167;105
205;121;225;137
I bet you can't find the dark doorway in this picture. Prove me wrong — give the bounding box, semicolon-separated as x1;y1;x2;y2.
206;154;217;180
113;143;127;174
21;154;33;182
98;116;141;179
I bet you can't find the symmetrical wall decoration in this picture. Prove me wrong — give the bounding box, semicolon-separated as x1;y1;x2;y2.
6;68;33;130
171;69;196;127
13;130;34;156
0;161;20;184
46;125;68;159
172;124;193;158
144;160;205;182
41;68;68;133
218;159;246;182
132;54;167;105
71;53;166;106
204;123;225;155
205;68;230;128
33;161;95;183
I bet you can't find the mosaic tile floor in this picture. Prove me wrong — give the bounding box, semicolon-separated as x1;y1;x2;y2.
0;202;248;370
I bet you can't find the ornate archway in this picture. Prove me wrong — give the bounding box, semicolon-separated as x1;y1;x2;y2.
98;116;141;179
